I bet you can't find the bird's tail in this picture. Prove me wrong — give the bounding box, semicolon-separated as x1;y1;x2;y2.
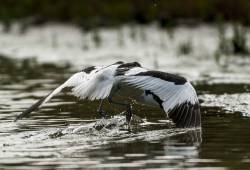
14;72;85;121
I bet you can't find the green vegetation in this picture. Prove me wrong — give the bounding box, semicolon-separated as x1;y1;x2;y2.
1;0;250;29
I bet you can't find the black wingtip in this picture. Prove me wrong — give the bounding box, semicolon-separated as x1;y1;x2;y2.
169;101;201;128
14;96;47;122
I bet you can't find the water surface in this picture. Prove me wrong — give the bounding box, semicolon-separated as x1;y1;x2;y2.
1;24;250;169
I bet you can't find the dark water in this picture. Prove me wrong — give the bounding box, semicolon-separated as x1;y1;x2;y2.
1;57;250;170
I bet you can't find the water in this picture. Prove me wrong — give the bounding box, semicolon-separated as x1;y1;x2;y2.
1;24;250;169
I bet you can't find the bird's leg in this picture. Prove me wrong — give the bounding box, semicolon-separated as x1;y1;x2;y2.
126;104;132;125
108;96;132;126
97;100;108;118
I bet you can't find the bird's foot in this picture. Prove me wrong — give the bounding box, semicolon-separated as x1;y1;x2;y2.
98;110;109;119
125;105;132;123
125;123;132;132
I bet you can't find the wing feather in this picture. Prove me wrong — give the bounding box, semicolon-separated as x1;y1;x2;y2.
15;72;86;121
72;64;118;101
174;102;185;122
123;67;201;128
16;62;201;128
15;63;120;121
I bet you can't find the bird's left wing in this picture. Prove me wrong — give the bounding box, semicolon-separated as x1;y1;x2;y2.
123;67;201;128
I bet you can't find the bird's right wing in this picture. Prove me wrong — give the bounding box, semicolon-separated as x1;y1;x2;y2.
123;67;201;128
15;64;120;121
15;71;87;121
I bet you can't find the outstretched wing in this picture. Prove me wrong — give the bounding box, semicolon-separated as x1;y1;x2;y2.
15;62;125;121
123;67;201;128
15;71;87;121
71;64;119;100
15;64;120;121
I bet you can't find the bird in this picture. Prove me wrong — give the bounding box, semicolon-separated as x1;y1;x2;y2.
15;61;201;128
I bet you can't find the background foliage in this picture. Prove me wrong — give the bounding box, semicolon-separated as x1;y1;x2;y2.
1;0;250;28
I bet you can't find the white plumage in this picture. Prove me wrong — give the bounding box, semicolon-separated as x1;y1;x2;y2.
15;61;201;128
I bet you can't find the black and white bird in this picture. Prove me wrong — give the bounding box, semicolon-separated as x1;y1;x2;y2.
15;61;201;128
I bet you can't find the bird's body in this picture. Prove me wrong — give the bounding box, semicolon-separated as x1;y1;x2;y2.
15;61;201;128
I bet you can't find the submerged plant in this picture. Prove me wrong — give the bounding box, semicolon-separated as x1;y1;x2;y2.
217;24;232;55
117;29;124;47
232;24;248;55
2;19;11;33
82;33;89;50
166;27;175;40
130;25;137;40
178;40;193;55
92;29;101;48
217;24;249;56
139;27;147;42
51;32;58;48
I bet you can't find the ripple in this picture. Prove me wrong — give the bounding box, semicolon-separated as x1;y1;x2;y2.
200;93;250;116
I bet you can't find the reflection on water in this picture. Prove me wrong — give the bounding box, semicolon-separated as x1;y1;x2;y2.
0;56;250;169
